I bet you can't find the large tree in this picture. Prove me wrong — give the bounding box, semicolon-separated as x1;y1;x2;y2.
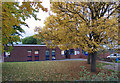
2;1;47;52
22;35;43;44
35;2;119;72
118;2;120;53
0;1;2;55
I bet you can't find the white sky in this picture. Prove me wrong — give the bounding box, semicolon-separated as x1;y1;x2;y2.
19;0;50;39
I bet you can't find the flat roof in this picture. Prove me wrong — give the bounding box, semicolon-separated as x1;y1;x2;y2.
13;44;46;46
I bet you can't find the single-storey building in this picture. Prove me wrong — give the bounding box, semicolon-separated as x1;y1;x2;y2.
4;44;88;62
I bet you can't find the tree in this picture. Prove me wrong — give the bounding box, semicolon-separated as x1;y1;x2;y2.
22;35;43;44
2;1;47;52
22;36;37;44
0;1;2;55
35;2;119;72
118;2;120;53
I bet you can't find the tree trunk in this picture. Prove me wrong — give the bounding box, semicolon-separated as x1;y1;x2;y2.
91;51;97;72
87;53;91;64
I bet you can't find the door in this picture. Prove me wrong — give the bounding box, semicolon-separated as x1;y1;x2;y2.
52;50;56;60
46;50;49;60
65;50;70;59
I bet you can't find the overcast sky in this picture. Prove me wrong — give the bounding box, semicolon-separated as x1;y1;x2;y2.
19;0;50;39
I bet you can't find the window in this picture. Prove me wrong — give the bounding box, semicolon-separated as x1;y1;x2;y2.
61;51;65;55
28;50;32;52
82;49;85;54
85;52;88;54
77;48;80;54
52;56;56;60
110;54;114;56
46;50;49;60
6;52;10;56
74;51;77;55
69;49;74;55
85;52;88;56
46;50;49;56
52;50;56;60
27;50;32;56
27;50;32;61
34;50;39;61
46;57;49;60
52;50;55;56
35;50;39;54
4;52;10;58
82;49;88;56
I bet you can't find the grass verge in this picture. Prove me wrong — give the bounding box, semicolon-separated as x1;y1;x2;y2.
2;61;119;81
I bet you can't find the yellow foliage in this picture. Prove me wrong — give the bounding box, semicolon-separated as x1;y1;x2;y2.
2;1;47;52
35;2;118;53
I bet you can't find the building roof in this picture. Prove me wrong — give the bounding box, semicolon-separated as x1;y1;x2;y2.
13;44;46;47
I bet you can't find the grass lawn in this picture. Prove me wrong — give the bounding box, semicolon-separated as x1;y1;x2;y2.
2;60;119;81
117;61;120;63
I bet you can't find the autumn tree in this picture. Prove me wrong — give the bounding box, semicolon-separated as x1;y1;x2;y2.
118;2;120;53
0;1;2;55
35;2;119;72
2;1;47;52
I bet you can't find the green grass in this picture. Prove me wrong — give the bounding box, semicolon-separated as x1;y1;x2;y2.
2;61;83;81
117;61;120;63
96;62;112;69
2;61;117;81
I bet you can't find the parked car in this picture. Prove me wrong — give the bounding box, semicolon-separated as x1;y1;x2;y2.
107;53;120;59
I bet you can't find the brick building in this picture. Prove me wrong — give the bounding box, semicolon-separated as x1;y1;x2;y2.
4;44;87;62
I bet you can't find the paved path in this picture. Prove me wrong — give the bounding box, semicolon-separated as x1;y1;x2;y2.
54;59;87;61
98;61;120;71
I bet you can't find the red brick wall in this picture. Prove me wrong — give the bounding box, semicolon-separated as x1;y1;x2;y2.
4;46;89;62
69;48;87;59
4;46;65;62
69;48;80;59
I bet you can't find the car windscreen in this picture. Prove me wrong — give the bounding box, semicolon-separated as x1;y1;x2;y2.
110;54;114;56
